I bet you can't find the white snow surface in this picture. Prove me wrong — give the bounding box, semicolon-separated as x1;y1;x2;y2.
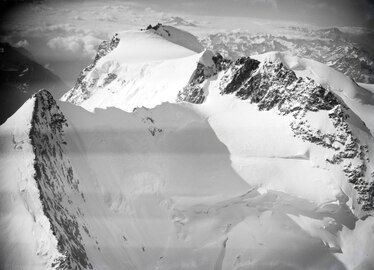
3;84;374;269
105;28;203;64
0;97;62;269
2;28;374;269
62;27;206;112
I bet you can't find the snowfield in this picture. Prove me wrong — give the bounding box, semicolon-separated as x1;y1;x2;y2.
1;25;374;270
61;26;205;112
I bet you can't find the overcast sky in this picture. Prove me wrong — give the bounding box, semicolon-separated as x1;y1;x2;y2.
1;0;373;87
132;0;374;27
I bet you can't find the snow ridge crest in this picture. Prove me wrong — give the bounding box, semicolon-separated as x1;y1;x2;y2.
30;90;91;270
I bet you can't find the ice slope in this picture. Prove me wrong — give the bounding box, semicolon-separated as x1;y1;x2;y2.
61;25;205;112
3;90;371;270
0;97;61;269
252;51;374;136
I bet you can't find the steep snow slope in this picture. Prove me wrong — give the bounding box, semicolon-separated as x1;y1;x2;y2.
0;96;60;270
61;25;205;112
3;90;373;270
0;92;89;270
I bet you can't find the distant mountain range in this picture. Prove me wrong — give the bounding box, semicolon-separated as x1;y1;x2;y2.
199;27;374;83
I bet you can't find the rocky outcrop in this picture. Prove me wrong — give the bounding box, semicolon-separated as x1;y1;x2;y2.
62;34;120;104
221;58;374;211
177;53;231;104
180;55;373;212
93;34;120;64
30;90;91;269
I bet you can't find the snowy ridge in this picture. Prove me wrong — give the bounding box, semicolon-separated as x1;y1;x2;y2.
0;94;62;269
2;25;374;269
30;90;91;269
216;56;374;213
252;51;374;136
0;90;91;269
61;24;205;112
4;89;373;269
144;24;203;53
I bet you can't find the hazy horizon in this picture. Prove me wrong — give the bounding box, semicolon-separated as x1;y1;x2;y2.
1;0;373;87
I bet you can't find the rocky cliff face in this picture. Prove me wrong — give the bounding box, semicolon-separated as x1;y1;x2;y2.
61;34;120;104
30;90;91;269
180;55;374;212
177;53;231;104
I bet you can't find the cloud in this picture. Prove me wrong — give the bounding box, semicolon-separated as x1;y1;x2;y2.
250;0;278;10
98;13;118;22
22;23;77;36
47;35;102;57
16;23;107;40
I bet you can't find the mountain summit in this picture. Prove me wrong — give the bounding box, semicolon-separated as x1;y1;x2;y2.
1;25;374;270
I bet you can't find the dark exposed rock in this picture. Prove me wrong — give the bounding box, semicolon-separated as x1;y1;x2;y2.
178;55;373;211
30;90;92;270
63;34;120;103
93;33;120;64
145;23;163;31
177;53;231;104
177;85;206;104
223;57;260;95
220;57;374;211
103;73;117;87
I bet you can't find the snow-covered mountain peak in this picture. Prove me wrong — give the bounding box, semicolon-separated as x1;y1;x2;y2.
143;23;204;54
252;51;374;135
3;25;374;270
103;28;201;65
61;25;210;112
